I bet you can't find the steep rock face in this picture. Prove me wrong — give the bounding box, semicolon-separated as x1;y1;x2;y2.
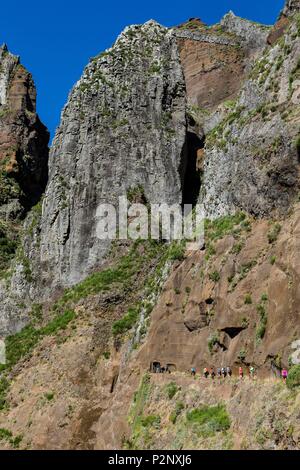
200;14;300;218
38;21;186;289
2;1;300;451
0;44;49;219
268;0;300;45
175;13;269;113
220;12;270;52
0;45;49;337
138;212;300;372
94;208;300;449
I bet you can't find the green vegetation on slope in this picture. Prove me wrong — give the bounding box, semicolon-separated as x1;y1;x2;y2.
286;365;300;390
125;373;159;449
110;240;185;337
164;382;179;399
55;239;174;308
0;309;76;410
205;212;249;242
0;238;187;412
0;158;20;207
186;404;231;437
112;307;139;336
0;221;19;278
126;375;233;449
0;428;22;449
267;223;281;244
0;308;76;373
0;377;9;411
170;401;185;424
204;212;251;263
256;295;269;342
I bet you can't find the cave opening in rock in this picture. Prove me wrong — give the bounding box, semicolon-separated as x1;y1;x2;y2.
150;361;161;373
166;363;177;372
222;327;246;339
180;131;204;209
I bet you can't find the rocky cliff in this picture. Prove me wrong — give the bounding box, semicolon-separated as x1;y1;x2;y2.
175;14;269;119
0;45;49;336
0;44;49;219
0;0;300;451
283;0;300;17
37;21;186;289
200;14;300;218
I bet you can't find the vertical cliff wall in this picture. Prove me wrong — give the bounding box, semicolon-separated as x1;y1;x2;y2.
0;44;49;219
38;21;187;289
200;13;300;218
1;1;300;451
0;44;49;336
175;13;269;113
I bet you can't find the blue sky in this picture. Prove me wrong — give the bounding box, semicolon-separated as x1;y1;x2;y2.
0;0;285;139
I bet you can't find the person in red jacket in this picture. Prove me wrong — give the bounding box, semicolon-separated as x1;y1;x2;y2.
281;368;288;384
239;366;244;379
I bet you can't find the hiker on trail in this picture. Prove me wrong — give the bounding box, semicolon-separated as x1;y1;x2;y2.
239;366;244;379
271;360;281;378
210;368;215;380
191;367;196;377
217;367;222;378
281;368;288;384
203;367;209;379
221;367;227;378
227;366;232;377
249;366;255;379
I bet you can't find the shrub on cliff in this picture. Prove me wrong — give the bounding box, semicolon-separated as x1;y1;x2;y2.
208;332;219;353
0;223;18;276
0;377;9;410
186;404;230;437
168;242;185;262
112;307;139;336
170;401;184;424
209;271;220;282
205;212;247;242
267;223;281;243
286;365;300;390
164;382;179;399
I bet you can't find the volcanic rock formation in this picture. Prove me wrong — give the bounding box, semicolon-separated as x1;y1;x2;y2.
0;0;300;451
